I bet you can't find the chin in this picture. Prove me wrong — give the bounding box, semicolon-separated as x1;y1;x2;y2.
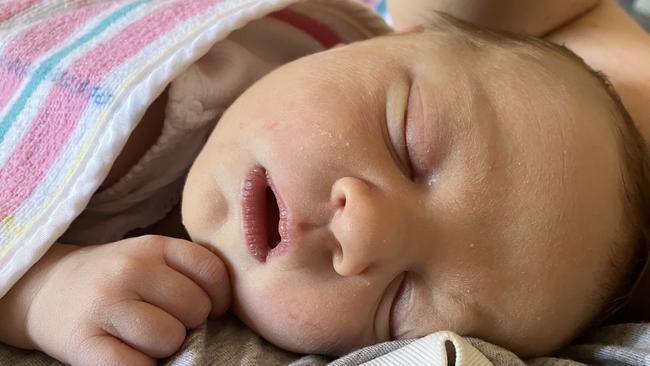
232;301;349;356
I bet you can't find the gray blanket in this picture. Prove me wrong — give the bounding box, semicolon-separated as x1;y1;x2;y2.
2;315;649;365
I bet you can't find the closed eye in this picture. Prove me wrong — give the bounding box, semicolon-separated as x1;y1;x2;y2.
389;272;409;339
385;81;415;180
402;85;418;179
404;82;427;177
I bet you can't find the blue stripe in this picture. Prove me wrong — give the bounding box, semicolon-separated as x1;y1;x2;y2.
377;0;387;17
0;0;151;144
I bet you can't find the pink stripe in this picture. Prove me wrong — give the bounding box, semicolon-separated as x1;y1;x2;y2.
0;0;41;23
270;9;343;48
0;0;219;218
0;2;112;110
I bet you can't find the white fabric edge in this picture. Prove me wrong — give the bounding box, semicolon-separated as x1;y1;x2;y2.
0;0;298;297
361;331;494;366
0;0;389;297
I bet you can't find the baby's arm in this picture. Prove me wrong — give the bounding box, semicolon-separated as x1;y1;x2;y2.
0;243;77;349
0;236;230;366
386;0;600;35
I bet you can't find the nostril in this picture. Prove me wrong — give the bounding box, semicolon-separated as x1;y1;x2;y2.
331;185;347;211
336;196;346;209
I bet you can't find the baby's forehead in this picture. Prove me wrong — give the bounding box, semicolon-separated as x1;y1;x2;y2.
416;25;615;107
374;27;594;101
382;23;586;75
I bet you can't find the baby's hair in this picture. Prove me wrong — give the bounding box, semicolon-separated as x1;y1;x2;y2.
424;11;650;329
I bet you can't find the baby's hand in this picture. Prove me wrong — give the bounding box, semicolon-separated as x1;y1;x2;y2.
25;235;230;366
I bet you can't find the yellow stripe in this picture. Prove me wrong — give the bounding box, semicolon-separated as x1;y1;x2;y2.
0;1;256;263
0;216;23;236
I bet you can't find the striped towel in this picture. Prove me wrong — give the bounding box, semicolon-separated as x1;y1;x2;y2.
0;0;389;297
361;0;388;19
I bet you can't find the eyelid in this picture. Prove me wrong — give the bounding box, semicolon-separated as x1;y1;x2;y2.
404;83;426;176
383;122;407;178
385;83;414;180
403;84;418;179
404;81;450;181
376;271;405;341
389;272;409;339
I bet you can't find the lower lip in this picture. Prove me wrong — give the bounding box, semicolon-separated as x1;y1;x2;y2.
241;167;290;262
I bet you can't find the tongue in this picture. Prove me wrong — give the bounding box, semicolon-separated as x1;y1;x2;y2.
265;186;281;249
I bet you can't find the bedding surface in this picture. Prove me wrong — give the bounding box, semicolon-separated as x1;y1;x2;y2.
3;1;650;365
1;316;650;365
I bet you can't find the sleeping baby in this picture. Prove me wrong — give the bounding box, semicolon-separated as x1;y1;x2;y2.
1;0;649;365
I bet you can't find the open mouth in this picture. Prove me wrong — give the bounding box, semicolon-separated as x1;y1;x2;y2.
242;167;289;262
265;185;281;250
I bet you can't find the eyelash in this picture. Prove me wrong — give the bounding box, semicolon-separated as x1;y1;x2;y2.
402;82;434;181
403;118;415;180
403;87;417;180
389;271;411;340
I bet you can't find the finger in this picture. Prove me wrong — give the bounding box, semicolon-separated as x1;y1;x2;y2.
137;266;212;328
102;300;186;359
71;333;155;366
162;239;232;317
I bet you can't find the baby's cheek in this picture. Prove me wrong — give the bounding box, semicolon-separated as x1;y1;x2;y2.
258;118;331;163
234;272;372;355
234;286;331;353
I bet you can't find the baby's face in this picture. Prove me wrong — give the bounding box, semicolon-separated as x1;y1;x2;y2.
183;29;625;356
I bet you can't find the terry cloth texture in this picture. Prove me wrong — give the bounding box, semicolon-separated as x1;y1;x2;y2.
359;0;387;19
59;7;346;245
0;0;389;298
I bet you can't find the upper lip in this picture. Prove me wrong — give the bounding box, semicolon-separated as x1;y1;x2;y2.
241;166;290;262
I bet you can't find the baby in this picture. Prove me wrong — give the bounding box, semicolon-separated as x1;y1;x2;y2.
183;0;650;357
1;0;649;365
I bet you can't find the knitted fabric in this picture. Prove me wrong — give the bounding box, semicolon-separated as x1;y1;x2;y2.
0;0;389;297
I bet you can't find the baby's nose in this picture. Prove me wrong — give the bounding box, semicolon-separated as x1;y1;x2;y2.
328;176;409;276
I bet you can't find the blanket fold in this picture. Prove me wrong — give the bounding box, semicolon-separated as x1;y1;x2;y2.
0;0;388;297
